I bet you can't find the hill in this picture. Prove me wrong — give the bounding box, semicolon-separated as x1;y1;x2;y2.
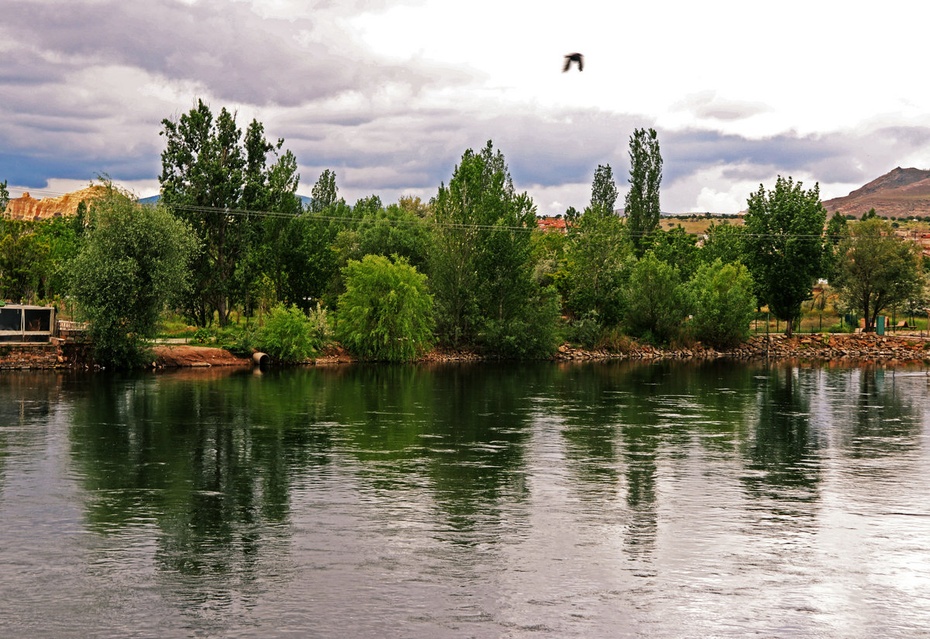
3;185;107;220
823;167;930;219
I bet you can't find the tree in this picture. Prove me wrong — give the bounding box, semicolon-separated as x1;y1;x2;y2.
159;99;301;326
590;164;619;217
0;219;44;302
622;252;684;344
0;180;9;213
625;127;663;253
742;176;827;336
560;211;632;327
700;221;745;267
310;169;340;213
643;226;700;280
68;188;198;368
686;259;756;348
832;218;924;332
336;254;434;362
430;141;560;357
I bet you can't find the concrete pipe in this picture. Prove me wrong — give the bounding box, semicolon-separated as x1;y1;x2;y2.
253;352;270;369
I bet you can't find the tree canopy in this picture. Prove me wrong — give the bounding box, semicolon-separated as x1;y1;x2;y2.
68;186;198;368
833;218;924;331
625;127;663;253
742;176;827;335
159;99;301;326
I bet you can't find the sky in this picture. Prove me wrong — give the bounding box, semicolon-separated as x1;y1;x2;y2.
3;0;930;215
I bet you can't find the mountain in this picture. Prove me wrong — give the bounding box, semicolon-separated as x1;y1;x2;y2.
823;167;930;218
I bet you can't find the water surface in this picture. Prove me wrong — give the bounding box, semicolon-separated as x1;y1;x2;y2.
1;361;928;637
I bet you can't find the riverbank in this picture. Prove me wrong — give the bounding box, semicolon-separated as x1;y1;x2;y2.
1;333;928;370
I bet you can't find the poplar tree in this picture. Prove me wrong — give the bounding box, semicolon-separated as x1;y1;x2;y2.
624;128;663;253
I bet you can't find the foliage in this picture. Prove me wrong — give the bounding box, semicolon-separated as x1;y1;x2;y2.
622;252;685;344
335;254;434;362
700;221;745;267
590;164;619;217
0;180;8;213
624;127;663;253
742;176;827;336
559;210;632;326
643;226;700;280
159;99;301;326
832;218;924;331
429;141;559;356
68;188;198;369
686;259;757;348
255;303;321;363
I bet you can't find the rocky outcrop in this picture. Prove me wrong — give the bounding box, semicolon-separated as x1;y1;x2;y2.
823;167;930;219
3;185;106;220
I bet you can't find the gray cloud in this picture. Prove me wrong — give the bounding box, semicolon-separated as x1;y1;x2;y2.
2;1;930;213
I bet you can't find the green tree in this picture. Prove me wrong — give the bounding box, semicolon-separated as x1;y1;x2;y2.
159;99;301;326
310;169;340;213
832;218;924;332
622;252;684;344
590;164;619;217
686;259;757;348
700;221;745;266
0;180;9;213
625;127;663;254
0;219;44;302
68;188;198;368
430;141;559;357
742;176;827;336
643;226;700;280
336;254;434;362
559;211;632;327
822;211;849;280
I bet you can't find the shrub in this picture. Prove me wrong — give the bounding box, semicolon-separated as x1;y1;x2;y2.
685;259;756;349
622;252;685;345
335;254;434;362
256;304;320;363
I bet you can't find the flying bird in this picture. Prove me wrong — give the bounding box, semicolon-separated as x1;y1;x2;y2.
563;53;584;72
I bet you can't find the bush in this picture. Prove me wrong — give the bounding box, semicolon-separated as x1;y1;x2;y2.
335;254;434;362
622;252;685;345
256;304;321;363
685;259;756;349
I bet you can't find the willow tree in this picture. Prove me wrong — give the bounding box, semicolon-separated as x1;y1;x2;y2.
69;187;198;368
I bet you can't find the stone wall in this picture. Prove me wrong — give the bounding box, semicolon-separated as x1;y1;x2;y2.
0;340;93;370
554;333;930;365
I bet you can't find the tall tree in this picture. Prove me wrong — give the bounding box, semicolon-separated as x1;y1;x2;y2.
0;180;9;213
832;218;924;331
590;164;619;217
624;127;663;253
159;99;300;326
430;141;559;356
742;176;827;336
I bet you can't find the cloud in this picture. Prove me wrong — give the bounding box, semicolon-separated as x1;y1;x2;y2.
3;0;930;217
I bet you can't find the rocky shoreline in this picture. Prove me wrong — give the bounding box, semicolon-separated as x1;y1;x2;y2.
1;333;928;371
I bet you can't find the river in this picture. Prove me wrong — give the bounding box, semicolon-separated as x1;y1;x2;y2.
1;361;928;637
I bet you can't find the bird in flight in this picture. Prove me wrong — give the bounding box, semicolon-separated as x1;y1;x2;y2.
563;53;584;72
